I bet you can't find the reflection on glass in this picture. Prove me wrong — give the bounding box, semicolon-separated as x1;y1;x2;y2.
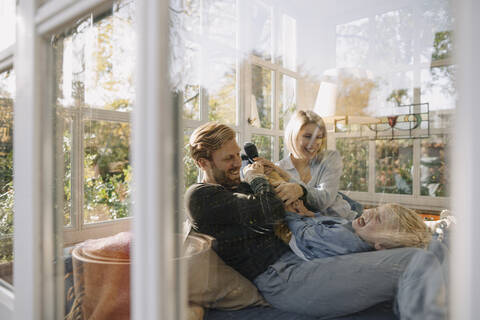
279;74;296;130
278;14;297;70
183;84;200;120
208;57;236;125
337;138;368;192
375;139;413;194
55;1;135;111
0;0;15;52
251;65;273;129
421;66;455;112
251;135;273;161
183;0;201;33
374;9;414;66
184;128;199;190
421;135;449;197
336;17;369;68
62;117;73;226
0;70;14;287
249;0;272;61
84;120;131;224
204;0;237;48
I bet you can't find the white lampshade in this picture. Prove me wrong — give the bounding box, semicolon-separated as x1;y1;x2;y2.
313;68;380;125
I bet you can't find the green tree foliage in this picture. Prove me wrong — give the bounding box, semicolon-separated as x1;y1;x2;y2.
83;120;131;222
337;139;368;192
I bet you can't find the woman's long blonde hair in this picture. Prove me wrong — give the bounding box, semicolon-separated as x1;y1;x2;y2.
284;110;327;160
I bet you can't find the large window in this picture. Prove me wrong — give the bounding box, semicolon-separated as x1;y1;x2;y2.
53;2;135;244
330;2;454;210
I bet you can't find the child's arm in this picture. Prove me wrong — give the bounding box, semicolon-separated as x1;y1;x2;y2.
285;213;373;260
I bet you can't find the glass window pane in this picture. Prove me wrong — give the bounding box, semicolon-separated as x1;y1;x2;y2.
0;0;15;52
277;14;297;70
279;74;296;130
83;120;131;224
0;69;14;287
421;135;449;197
183;84;200;120
204;0;237;48
62;117;73;226
336;18;369;68
184;128;199;190
248;1;272;61
421;65;456;124
337;138;368;192
208;56;236;125
251;134;273;161
373;9;415;66
375;139;413;194
54;1;135;112
251;65;273;129
181;37;201;120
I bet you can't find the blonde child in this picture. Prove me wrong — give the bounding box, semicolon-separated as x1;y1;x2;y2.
286;203;432;260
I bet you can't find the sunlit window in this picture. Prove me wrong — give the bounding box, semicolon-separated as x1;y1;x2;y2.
53;0;135;231
331;2;453;208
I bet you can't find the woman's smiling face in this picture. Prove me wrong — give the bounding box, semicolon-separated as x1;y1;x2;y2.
295;123;324;160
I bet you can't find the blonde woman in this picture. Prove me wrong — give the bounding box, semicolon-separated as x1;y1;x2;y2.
257;110;358;220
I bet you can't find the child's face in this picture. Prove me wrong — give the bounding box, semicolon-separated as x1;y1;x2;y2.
352;206;397;249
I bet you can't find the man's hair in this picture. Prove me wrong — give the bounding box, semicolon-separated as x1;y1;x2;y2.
372;203;432;249
284;110;327;159
189;122;236;163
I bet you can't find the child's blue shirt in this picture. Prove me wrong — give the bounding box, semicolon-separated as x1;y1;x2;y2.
286;212;373;260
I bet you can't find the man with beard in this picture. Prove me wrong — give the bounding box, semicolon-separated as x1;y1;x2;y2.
185;122;447;319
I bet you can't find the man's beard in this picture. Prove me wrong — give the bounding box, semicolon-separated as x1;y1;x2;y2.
211;164;241;188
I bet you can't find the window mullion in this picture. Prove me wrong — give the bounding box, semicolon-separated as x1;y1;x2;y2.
273;71;280;162
15;0;60;318
73;110;83;231
368;139;376;194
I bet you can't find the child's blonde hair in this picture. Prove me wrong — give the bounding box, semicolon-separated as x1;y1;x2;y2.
370;203;432;249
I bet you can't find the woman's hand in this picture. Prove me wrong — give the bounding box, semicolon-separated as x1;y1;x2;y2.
275;182;304;206
254;157;290;181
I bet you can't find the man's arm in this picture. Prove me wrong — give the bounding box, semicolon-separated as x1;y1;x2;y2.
186;176;285;228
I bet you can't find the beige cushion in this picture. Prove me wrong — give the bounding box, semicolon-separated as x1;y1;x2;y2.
185;232;269;310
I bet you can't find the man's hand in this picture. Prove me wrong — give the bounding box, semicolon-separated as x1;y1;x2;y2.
275;183;304;206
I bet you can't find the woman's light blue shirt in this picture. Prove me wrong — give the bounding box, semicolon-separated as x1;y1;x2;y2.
277;150;357;220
